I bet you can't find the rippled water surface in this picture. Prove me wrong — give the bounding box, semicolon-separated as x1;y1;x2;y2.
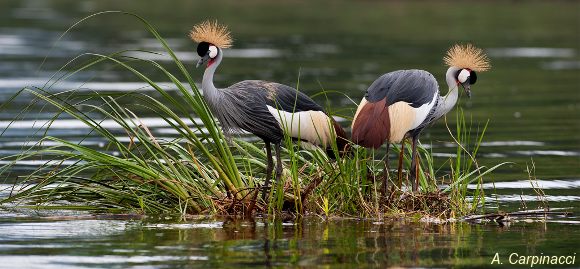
0;214;578;269
0;0;579;267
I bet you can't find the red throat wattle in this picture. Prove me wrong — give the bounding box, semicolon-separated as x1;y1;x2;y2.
207;58;215;67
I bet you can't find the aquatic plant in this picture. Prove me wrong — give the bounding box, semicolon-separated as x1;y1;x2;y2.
0;12;508;219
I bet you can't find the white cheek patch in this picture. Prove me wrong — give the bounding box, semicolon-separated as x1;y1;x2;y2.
208;46;218;58
458;69;470;83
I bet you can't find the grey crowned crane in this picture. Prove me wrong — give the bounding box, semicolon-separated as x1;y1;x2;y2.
190;21;348;199
351;44;491;192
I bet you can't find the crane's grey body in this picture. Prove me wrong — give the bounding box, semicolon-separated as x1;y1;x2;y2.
206;80;281;141
364;69;440;134
352;66;466;192
202;50;331;144
365;70;438;107
368;68;462;134
208;80;329;143
200;47;346;200
353;68;462;143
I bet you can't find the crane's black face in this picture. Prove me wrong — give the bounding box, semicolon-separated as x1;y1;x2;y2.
469;71;477;84
196;42;219;68
196;42;210;57
455;69;478;98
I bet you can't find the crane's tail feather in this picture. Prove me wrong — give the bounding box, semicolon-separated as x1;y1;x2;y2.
351;98;390;149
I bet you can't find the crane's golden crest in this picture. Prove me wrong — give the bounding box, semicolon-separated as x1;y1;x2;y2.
443;44;491;72
189;20;233;48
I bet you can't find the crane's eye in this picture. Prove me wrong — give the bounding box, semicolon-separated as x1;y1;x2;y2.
469;71;477;84
208;46;218;58
457;69;470;83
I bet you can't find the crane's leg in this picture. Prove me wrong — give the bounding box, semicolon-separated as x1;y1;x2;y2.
382;143;390;197
274;143;283;187
397;141;405;189
410;135;419;192
261;141;274;201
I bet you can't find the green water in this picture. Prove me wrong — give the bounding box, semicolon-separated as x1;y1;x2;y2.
0;0;578;267
0;215;578;268
0;214;580;268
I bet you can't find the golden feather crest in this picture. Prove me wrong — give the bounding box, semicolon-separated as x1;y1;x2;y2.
189;20;233;48
443;43;491;72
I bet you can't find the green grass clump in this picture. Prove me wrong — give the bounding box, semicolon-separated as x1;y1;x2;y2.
0;12;507;219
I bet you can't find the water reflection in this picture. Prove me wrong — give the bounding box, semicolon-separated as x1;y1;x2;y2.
541;60;580;70
0;78;189;91
0;219;126;240
471;179;580;190
0;31;81;58
514;150;580;157
0;117;202;129
124;48;283;62
487;47;576;58
143;222;224;229
0;215;577;268
0;160;83;166
480;141;545;147
490;194;580;202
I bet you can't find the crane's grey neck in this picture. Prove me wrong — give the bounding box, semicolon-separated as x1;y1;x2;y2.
201;49;224;103
433;66;461;119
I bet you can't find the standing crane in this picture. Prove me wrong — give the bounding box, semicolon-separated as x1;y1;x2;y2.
190;21;348;199
351;44;491;193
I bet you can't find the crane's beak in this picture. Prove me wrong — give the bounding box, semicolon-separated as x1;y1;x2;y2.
196;53;210;68
460;80;472;98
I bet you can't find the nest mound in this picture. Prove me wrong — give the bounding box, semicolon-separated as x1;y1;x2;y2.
391;191;453;219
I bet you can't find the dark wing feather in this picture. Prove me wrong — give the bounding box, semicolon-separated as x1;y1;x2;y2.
262;81;324;112
229;80;323;112
366;69;438;108
227;80;348;152
219;81;284;142
224;80;325;143
254;82;350;152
